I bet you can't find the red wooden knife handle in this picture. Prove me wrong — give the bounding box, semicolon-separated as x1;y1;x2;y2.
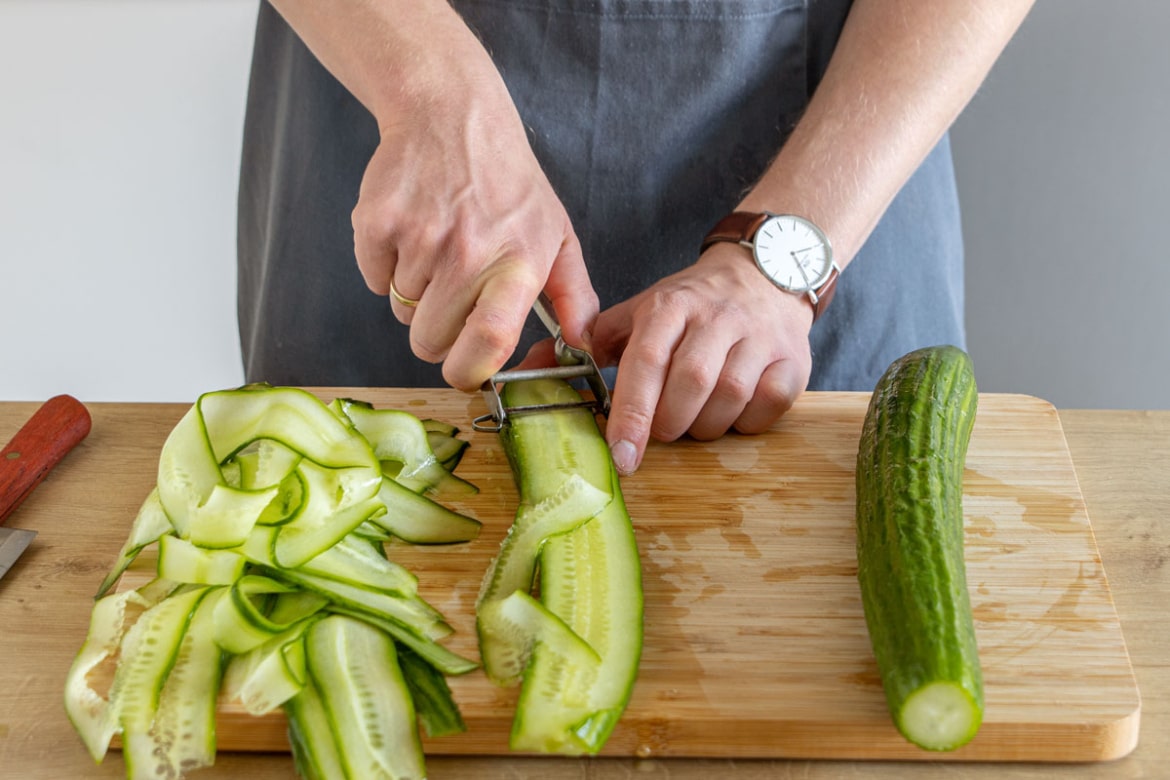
0;394;92;525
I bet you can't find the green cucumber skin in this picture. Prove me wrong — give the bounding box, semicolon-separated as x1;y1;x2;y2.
855;345;983;750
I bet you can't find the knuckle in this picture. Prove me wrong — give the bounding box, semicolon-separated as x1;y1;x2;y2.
643;287;692;319
351;201;393;245
416;219;452;257
620;404;658;439
754;373;801;417
409;331;448;365
687;421;726;442
469;304;521;351
625;338;672;372
713;369;754;406
650;418;687;443
674;354;718;396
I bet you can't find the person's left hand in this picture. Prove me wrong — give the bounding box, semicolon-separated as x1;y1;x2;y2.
587;243;816;475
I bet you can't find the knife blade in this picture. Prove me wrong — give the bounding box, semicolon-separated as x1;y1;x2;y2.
0;527;36;580
0;394;92;580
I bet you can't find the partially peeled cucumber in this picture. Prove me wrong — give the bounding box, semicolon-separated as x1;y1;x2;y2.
855;345;983;751
476;378;643;755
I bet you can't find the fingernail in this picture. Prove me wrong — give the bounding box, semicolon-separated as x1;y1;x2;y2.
610;439;638;475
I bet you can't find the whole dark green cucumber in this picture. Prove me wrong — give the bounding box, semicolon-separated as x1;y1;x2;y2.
855;344;983;751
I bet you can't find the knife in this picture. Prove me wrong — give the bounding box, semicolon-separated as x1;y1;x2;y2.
0;394;93;581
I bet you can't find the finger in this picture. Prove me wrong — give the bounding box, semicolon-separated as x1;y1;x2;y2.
653;320;753;441
588;295;640;369
733;356;809;435
351;197;397;297
686;339;768;441
440;269;541;390
388;274;424;324
604;307;685;475
514;337;559;371
540;231;598;350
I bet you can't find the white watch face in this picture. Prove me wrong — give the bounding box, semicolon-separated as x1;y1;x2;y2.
752;215;833;293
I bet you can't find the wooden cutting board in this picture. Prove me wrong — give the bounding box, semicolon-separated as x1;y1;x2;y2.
115;390;1140;762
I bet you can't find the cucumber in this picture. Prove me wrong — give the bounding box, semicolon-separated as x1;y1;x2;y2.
855;344;983;751
370;476;482;544
68;384;481;778
304;614;426;780
156;534;246;585
115;585;217;778
332;398;478;498
397;645;467;738
222;619;315;716
126;586;224;778
64;579;177;761
286;676;347;780
96;489;174;597
477;378;643;755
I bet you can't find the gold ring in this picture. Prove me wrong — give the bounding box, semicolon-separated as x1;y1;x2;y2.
389;279;420;308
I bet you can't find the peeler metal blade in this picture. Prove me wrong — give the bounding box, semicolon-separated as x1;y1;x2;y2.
473;292;611;433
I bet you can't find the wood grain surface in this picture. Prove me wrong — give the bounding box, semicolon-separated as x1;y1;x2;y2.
111;390;1138;762
1;392;1159;780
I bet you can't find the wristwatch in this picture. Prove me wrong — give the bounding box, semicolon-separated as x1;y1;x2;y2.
701;211;840;322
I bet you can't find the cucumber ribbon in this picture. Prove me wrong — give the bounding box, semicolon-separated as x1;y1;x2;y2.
66;384;481;777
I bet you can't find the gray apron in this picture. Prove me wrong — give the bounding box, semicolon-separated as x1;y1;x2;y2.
238;0;965;393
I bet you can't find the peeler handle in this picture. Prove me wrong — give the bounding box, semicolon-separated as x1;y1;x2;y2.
0;395;92;525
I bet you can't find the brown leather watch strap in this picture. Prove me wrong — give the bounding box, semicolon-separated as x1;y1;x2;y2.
810;264;839;322
700;211;771;251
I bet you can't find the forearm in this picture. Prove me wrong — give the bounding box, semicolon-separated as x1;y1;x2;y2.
264;0;503;128
738;0;1035;268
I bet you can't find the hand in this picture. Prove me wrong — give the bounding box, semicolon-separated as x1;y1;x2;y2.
350;66;597;391
589;243;815;475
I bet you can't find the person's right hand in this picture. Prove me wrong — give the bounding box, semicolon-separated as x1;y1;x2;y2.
350;66;597;392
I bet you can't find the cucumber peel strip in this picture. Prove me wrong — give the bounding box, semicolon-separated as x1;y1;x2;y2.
157;534;246;586
95;490;175;598
65;579;177;761
222;619;317;716
124;586;224;778
332;398;478;498
305;615;427;780
158;385;382;555
71;384;482;778
476;473;611;686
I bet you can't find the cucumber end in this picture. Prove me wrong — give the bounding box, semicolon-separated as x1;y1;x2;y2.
896;680;982;751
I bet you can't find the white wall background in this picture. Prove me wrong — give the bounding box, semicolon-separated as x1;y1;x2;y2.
0;0;253;402
1;1;1167;408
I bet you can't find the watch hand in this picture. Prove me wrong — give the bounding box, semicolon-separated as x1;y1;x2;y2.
790;252;813;287
790;245;823;256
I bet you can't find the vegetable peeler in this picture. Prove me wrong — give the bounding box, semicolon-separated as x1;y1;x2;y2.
473;292;611;432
